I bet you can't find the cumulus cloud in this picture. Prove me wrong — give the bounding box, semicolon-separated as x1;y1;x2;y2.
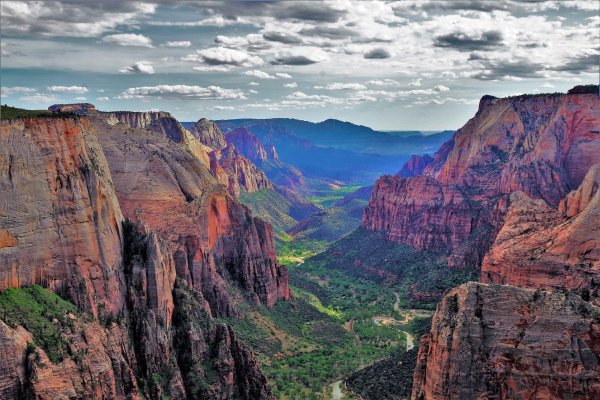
275;72;293;79
434;85;450;92
263;31;303;44
102;33;153;47
284;82;298;88
248;81;260;86
47;85;88;93
162;40;191;48
119;84;246;100
188;47;263;67
364;47;391;59
271;49;328;65
119;61;155;74
96;97;110;101
366;79;400;87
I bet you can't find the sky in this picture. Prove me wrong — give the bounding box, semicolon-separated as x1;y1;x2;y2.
0;0;598;130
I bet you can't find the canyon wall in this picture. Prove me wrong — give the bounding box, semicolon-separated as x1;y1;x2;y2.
0;114;284;399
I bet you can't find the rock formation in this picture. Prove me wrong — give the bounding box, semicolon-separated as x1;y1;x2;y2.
0;112;285;399
481;164;600;303
188;118;228;150
412;282;600;400
397;154;433;177
363;88;600;269
48;103;96;115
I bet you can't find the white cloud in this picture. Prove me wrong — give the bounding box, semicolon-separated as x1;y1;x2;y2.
119;85;246;100
284;82;298;88
74;96;87;101
119;61;155;74
275;72;293;79
190;47;263;67
1;86;36;96
96;97;110;101
314;83;367;90
434;85;450;92
248;89;259;94
242;69;275;79
366;79;400;87
541;82;555;88
20;93;60;103
102;33;153;48
248;82;260;86
47;85;88;93
409;78;423;87
162;40;191;48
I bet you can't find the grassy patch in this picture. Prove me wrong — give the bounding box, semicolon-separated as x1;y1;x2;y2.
0;105;73;120
0;285;79;363
305;185;363;209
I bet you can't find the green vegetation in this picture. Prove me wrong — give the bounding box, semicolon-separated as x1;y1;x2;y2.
239;188;317;241
306;185;363;209
0;285;79;363
0;105;73;120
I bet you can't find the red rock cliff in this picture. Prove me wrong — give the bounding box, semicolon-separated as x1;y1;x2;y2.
481;164;600;302
363;90;600;268
412;282;600;400
0;115;281;399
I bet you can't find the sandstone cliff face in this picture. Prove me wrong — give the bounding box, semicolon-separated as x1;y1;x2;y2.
225;128;270;164
363;91;600;268
189;118;228;150
209;144;273;196
397;154;433;178
412;282;600;400
0;114;283;399
0;118;125;318
481;165;600;302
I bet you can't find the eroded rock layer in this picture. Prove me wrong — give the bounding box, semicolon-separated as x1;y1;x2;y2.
363;90;600;269
412;282;600;400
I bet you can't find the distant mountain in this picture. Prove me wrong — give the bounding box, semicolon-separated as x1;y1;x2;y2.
216;118;453;155
212;119;451;185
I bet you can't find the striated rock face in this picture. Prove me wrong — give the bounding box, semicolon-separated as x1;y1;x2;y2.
364;90;600;268
481;165;600;302
93;115;289;312
225;128;270;164
412;282;600;400
189;118;228;150
0;118;125;318
0;114;284;399
209;144;273;196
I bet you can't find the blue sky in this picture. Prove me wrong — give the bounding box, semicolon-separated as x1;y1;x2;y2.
1;1;598;130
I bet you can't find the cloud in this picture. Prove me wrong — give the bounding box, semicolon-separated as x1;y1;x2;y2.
469;54;546;80
0;1;156;37
119;84;246;100
300;26;357;39
47;85;88;93
366;79;400;87
271;49;327;65
242;70;293;79
263;31;303;44
242;69;275;79
20;93;60;103
284;82;298;88
162;40;191;48
74;96;87;101
409;78;422;87
314;83;367;90
102;33;153;47
192;47;263;67
1;86;36;96
364;47;391;59
119;61;155;74
96;97;110;101
434;30;504;51
272;3;346;22
248;82;260;86
434;85;450;92
553;49;599;73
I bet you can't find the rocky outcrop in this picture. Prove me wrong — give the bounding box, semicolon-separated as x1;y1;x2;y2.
397;154;433;178
364;88;600;269
481;165;600;302
189;118;228;150
209;144;273;196
225;128;270;164
412;282;600;400
0;117;125;318
48;103;96;115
